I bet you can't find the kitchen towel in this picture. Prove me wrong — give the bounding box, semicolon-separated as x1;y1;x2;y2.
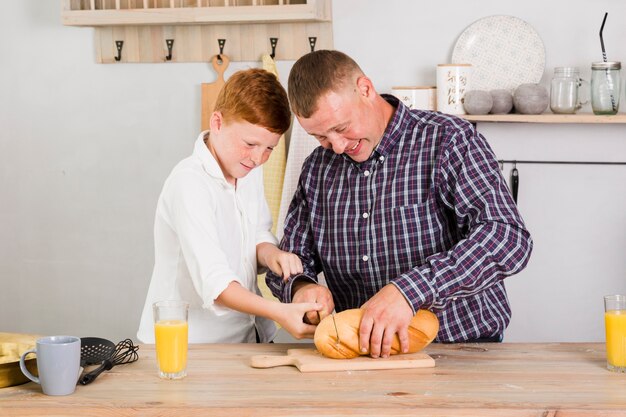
276;118;319;240
258;53;288;300
261;53;287;235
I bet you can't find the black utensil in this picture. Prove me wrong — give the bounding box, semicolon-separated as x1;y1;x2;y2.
510;164;519;203
79;339;139;385
80;337;116;367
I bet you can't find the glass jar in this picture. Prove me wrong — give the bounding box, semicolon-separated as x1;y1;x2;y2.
591;61;621;115
550;67;588;114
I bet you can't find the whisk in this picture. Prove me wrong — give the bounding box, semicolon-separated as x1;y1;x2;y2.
79;339;139;385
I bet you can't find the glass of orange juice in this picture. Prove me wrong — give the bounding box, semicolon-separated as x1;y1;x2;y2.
153;300;189;379
604;295;626;372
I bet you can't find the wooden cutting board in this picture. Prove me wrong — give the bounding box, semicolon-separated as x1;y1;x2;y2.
201;54;230;131
250;348;435;373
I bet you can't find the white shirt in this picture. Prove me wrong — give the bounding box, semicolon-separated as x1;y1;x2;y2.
137;132;278;344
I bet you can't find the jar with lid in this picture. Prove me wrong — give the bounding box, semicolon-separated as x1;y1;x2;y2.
591;61;621;115
550;67;588;114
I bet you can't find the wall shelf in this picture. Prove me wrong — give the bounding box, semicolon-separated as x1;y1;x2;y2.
61;0;333;62
460;113;626;124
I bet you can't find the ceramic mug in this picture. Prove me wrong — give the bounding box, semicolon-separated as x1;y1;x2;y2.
391;86;437;110
19;335;82;396
436;64;472;114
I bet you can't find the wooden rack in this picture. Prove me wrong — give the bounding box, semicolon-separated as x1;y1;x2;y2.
61;0;333;62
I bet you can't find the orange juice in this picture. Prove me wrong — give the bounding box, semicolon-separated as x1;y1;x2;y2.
605;310;626;369
154;319;188;375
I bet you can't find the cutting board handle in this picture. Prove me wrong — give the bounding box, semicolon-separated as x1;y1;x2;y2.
211;54;229;83
250;355;298;369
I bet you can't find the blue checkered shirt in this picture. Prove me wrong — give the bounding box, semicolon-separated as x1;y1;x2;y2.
267;95;533;342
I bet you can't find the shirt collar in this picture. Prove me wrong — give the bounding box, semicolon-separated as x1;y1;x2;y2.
193;131;232;187
372;94;409;158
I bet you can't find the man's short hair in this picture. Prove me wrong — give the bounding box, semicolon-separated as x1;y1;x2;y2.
287;50;363;118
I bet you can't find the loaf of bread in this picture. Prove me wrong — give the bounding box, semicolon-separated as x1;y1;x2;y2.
314;309;439;359
0;332;41;389
0;332;39;365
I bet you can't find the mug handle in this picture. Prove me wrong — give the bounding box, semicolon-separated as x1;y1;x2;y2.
577;77;590;107
19;349;40;384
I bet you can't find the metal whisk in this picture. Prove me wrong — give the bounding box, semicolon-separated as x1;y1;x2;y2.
80;339;139;385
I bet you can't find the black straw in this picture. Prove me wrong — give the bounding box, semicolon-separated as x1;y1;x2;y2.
600;12;608;62
598;12;616;112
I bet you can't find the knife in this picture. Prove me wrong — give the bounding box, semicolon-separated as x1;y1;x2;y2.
511;164;519;203
331;313;341;345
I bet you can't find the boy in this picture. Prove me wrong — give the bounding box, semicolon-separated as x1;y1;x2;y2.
138;69;321;343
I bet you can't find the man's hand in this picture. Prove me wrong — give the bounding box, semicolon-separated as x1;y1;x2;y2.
291;281;334;325
359;284;413;358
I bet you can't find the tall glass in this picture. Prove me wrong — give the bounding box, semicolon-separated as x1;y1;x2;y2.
604;295;626;372
153;300;189;379
591;62;621;115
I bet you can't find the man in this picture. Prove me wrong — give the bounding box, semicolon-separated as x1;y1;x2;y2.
266;50;533;358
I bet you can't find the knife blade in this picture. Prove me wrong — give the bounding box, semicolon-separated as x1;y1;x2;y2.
331;313;340;345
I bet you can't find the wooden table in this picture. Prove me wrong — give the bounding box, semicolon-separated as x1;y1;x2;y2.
1;343;625;416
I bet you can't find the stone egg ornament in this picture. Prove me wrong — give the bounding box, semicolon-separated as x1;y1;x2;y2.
463;90;493;115
490;89;514;114
513;83;549;114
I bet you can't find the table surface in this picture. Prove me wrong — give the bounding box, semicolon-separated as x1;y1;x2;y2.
1;343;625;417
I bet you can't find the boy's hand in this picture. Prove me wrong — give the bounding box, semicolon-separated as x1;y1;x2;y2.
266;247;304;281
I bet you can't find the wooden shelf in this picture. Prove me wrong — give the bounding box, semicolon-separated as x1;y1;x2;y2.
460;113;626;124
61;0;333;62
62;1;331;26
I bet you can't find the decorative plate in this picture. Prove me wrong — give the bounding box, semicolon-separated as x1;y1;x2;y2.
451;15;545;92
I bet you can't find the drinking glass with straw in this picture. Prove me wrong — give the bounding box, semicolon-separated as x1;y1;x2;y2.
599;12;616;112
591;12;621;115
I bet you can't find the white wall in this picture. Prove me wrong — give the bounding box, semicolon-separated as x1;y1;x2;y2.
1;0;625;343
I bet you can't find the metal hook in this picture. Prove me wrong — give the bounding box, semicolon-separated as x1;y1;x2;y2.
165;39;174;61
114;40;124;62
217;38;226;63
308;37;317;52
270;37;278;59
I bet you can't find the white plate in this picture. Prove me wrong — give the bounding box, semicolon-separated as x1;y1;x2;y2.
451;15;545;92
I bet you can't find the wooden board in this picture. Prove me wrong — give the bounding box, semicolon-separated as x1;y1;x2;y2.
250;348;435;372
201;54;229;131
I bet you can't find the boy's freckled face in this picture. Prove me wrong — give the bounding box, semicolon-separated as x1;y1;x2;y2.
210;119;280;185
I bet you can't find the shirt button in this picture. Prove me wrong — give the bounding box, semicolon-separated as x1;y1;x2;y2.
379;156;385;162
362;212;369;219
362;255;369;262
452;297;458;301
363;170;370;177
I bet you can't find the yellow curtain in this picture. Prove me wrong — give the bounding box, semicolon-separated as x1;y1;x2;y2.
258;53;287;300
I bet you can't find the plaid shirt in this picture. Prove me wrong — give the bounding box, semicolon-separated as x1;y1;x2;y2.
267;95;533;342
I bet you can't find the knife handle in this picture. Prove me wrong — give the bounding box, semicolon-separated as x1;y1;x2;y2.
250;355;298;369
